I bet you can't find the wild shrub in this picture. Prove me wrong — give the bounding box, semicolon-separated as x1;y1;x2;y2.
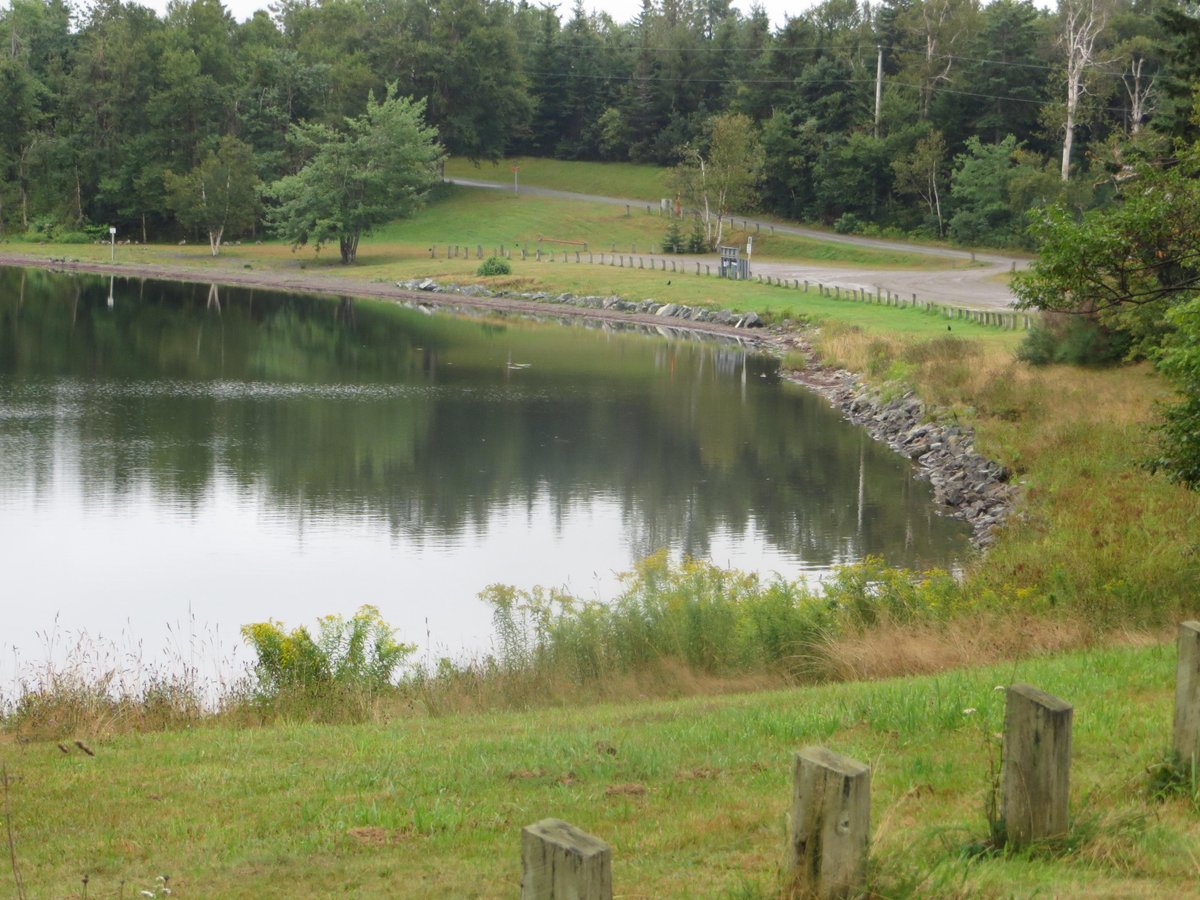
478;552;966;684
834;213;862;234
1148;297;1200;489
240;605;414;701
1016;314;1131;366
476;256;511;276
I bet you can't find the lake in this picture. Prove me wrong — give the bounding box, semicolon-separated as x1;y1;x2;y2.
0;266;969;687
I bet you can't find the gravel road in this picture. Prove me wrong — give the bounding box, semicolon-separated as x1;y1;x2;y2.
446;177;1026;311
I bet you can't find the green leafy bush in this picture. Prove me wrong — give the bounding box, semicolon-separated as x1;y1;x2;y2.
1016;315;1131;366
240;605;414;699
476;256;511;276
1148;297;1200;489
834;213;862;234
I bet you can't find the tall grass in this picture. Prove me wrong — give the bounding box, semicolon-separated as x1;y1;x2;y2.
812;324;1200;627
470;552;966;691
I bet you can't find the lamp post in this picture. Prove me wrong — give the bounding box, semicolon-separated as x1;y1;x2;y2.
109;226;116;262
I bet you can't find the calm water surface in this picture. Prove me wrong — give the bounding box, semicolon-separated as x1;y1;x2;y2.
0;267;969;684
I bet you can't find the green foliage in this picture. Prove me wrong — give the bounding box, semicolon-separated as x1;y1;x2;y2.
1149;297;1200;488
1015;142;1200;487
476;256;511;276
1016;315;1131;366
948;135;1020;245
266;87;442;264
240;605;414;700
164;135;260;256
686;216;707;253
1015;155;1200;352
661;217;684;253
480;551;965;683
834;212;862;234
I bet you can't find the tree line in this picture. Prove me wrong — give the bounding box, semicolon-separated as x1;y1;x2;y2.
0;0;1197;248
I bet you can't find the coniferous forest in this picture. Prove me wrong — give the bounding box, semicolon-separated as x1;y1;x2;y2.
0;0;1197;248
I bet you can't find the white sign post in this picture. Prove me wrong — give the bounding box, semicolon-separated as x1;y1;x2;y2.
109;226;116;262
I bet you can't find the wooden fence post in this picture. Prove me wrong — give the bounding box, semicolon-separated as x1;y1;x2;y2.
1174;621;1200;769
1001;684;1073;849
521;819;612;900
789;747;870;899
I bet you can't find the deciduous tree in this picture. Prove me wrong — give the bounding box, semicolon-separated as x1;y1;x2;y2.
266;88;441;264
671;112;763;248
165;135;260;255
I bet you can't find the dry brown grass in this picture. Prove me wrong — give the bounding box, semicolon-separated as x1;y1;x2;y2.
406;657;780;718
815;612;1166;684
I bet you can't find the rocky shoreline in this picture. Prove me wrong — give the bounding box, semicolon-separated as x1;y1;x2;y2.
787;361;1016;549
396;278;766;329
401;277;1016;550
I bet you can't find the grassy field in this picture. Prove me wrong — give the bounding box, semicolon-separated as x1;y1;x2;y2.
444;156;672;201
2;641;1195;898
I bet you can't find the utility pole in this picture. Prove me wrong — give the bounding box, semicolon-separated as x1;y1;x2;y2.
874;45;883;138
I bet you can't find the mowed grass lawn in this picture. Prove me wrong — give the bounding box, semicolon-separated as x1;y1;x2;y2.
2;642;1195;898
443;156;672;201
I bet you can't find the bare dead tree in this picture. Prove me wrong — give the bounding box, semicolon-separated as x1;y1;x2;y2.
1123;54;1156;135
1059;0;1108;182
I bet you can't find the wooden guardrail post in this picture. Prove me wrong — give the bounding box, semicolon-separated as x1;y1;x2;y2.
1174;621;1200;769
1001;684;1073;848
521;818;612;900
789;746;870;898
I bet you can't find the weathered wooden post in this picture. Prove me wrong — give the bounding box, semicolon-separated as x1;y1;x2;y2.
521;818;612;900
1174;622;1200;770
789;747;870;898
430;246;436;258
1001;684;1073;849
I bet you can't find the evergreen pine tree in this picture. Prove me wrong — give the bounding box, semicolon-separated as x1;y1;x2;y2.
662;217;683;253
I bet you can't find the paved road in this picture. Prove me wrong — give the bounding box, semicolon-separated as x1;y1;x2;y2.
446;177;1025;310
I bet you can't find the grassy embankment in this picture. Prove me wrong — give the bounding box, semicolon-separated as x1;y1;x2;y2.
3;643;1197;897
3;159;1200;896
